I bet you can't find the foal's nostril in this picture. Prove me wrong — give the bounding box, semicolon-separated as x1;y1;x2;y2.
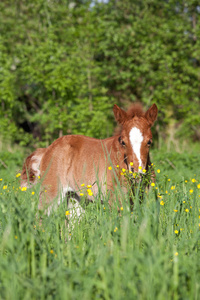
131;167;134;172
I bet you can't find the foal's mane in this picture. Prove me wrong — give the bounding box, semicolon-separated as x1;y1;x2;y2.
114;102;145;135
126;102;145;119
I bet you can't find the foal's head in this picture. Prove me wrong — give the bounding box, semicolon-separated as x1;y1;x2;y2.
113;103;158;173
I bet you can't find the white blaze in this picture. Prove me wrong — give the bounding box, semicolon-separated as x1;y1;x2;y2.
129;127;143;170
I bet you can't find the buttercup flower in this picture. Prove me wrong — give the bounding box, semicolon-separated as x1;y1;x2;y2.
160;200;165;206
87;189;93;196
151;183;155;187
174;230;179;234
65;211;70;216
108;166;112;170
157;169;160;173
16;173;21;178
130;162;133;166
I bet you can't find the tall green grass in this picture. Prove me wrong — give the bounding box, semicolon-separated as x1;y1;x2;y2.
0;156;200;299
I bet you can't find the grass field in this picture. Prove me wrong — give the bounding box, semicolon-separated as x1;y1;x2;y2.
0;148;200;299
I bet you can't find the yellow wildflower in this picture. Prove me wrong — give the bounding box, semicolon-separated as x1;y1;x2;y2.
174;230;179;234
185;209;189;213
174;209;178;212
116;165;119;168
81;183;85;187
168;179;171;181
32;191;35;195
189;189;193;194
185;180;188;183
191;178;196;183
87;189;93;196
171;186;175;190
65;211;70;216
160;200;165;206
38;176;40;179
138;166;142;170
157;169;160;173
16;173;21;178
0;178;2;181
87;185;92;188
120;207;123;211
108;166;112;170
130;162;134;166
80;193;84;196
197;184;200;189
3;185;7;190
142;169;146;173
21;187;27;192
175;252;178;256
151;183;155;187
122;168;126;173
50;250;54;254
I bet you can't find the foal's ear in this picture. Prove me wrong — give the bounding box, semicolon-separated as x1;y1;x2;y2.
145;103;158;126
113;104;128;125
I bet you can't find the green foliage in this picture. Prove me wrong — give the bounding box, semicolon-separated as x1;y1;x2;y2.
0;0;200;147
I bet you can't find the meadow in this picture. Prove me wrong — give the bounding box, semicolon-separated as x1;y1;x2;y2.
0;148;200;300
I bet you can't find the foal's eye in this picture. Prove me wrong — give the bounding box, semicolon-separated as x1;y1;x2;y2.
147;139;152;146
122;141;126;146
119;136;126;147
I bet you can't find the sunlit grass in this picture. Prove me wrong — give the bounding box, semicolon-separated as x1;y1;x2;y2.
0;164;200;299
